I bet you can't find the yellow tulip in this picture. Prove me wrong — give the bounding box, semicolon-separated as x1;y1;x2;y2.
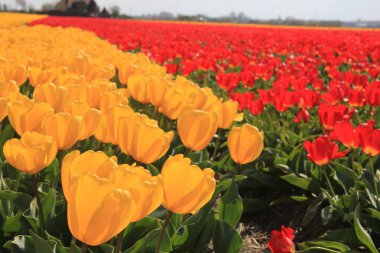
108;164;163;222
42;113;83;150
158;86;192;120
95;104;134;144
1;65;27;86
212;100;239;129
61;150;118;199
0;97;8;122
33;83;67;112
127;74;150;103
99;90;129;113
67;173;136;246
64;101;101;140
161;155;216;214
28;67;56;87
87;80;117;109
0;80;19;101
227;123;264;164
177;108;218;151
118;113;174;164
146;76;171;107
8;101;53;136
118;61;138;85
3;131;57;174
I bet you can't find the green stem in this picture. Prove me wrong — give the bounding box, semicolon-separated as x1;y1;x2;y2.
322;167;344;217
369;157;380;208
32;175;46;238
114;231;124;253
156;211;173;253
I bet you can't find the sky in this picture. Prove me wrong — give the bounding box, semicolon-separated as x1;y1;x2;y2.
8;0;380;21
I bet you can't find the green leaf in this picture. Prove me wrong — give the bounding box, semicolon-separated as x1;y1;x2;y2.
124;227;172;253
320;228;361;246
368;208;380;221
147;164;160;176
3;230;54;253
213;219;242;253
280;174;320;193
218;180;243;227
297;240;350;252
269;196;308;206
354;205;378;253
302;192;325;226
0;124;14;159
0;190;33;215
42;189;56;224
321;205;334;225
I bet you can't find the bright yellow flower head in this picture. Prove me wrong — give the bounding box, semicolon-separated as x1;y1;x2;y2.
3;131;57;174
118;113;174;164
108;164;163;222
177;108;218;151
227;123;264;165
67;173;136;246
161;154;216;214
42;112;83;150
8;100;53;136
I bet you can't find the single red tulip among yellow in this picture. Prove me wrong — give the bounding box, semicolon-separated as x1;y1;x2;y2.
8;100;53;136
161;155;216;214
108;164;163;222
67;173;136;246
227;123;264;165
61;150;118;200
177;108;218;151
3;131;57;174
118;113;174;164
42;113;83;150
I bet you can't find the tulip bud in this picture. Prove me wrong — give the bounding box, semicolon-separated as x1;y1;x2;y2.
8;101;53;136
3;131;57;174
177;108;218;151
228;123;264;164
42;113;83;150
118;113;174;164
108;164;163;222
161;155;216;214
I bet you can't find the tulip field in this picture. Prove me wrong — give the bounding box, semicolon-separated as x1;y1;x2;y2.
1;13;380;253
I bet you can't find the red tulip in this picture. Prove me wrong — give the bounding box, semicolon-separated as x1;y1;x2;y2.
347;89;365;107
355;121;380;156
304;136;349;166
268;226;295;253
293;108;310;123
317;103;354;130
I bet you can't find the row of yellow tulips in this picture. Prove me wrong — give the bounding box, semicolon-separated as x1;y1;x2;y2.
0;24;264;250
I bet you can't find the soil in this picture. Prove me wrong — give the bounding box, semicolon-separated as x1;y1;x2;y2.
239;201;328;253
